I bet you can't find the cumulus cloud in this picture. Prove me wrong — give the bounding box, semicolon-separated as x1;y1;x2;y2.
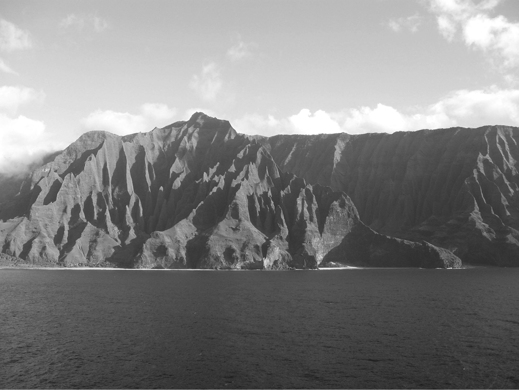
60;14;109;33
0;86;45;113
0;84;57;175
426;87;519;127
289;109;342;134
81;103;177;136
233;87;519;136
140;103;177;123
235;107;413;136
0;113;62;176
234;113;289;137
388;14;423;33
0;19;31;52
1;100;177;175
0;19;31;76
235;110;348;137
428;0;519;68
189;62;223;102
0;57;17;75
341;104;419;133
463;14;519;68
436;14;458;41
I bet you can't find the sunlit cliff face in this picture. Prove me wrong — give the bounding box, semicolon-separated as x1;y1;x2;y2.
0;113;462;269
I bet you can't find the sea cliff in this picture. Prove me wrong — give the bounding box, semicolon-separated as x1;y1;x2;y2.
5;113;515;268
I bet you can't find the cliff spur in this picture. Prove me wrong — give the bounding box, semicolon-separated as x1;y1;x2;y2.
11;112;518;269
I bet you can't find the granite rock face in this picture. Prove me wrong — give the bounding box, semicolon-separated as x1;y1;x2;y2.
0;113;460;268
264;126;519;266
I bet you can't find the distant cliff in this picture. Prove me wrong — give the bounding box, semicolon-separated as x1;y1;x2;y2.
263;126;519;266
0;113;460;269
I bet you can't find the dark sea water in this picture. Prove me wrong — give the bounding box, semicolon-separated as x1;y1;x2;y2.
1;268;519;389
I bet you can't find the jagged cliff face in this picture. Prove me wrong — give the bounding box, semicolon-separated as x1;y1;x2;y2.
0;113;460;269
264;126;519;265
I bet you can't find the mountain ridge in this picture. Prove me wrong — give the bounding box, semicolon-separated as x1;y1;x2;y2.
261;124;519;265
3;112;515;268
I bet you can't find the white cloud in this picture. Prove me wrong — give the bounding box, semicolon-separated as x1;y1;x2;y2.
341;104;416;133
338;88;519;132
463;14;519;67
235;110;342;137
0;84;61;175
0;86;45;113
233;113;288;137
92;16;109;33
437;14;458;40
0;19;31;52
190;62;223;102
60;14;109;33
428;0;519;68
427;87;519;127
81;103;177;136
463;13;497;47
82;110;147;135
233;87;519;136
388;14;423;33
289;109;342;134
0;113;61;176
140;103;177;123
0;57;17;75
227;37;255;61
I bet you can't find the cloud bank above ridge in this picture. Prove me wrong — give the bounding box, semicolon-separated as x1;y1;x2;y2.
2;1;519;177
234;87;519;136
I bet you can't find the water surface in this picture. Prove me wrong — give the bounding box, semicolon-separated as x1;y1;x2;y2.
1;268;518;388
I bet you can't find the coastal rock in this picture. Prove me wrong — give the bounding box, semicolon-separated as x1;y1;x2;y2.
322;223;461;268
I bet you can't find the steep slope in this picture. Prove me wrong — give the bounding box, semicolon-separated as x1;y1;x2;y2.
264;126;519;265
0;113;459;269
0;152;60;205
0;175;24;206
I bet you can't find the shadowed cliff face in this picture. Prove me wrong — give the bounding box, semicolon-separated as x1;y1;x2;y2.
0;113;460;269
264;126;519;265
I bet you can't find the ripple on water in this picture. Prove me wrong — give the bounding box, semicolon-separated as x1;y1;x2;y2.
0;268;519;388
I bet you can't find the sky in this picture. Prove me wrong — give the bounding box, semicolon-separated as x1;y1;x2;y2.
0;0;518;175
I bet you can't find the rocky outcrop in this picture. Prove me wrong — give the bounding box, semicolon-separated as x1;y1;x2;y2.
263;126;519;265
0;113;460;269
0;252;27;267
322;223;461;268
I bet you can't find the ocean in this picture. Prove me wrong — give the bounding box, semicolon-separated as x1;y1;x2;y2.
1;268;518;389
